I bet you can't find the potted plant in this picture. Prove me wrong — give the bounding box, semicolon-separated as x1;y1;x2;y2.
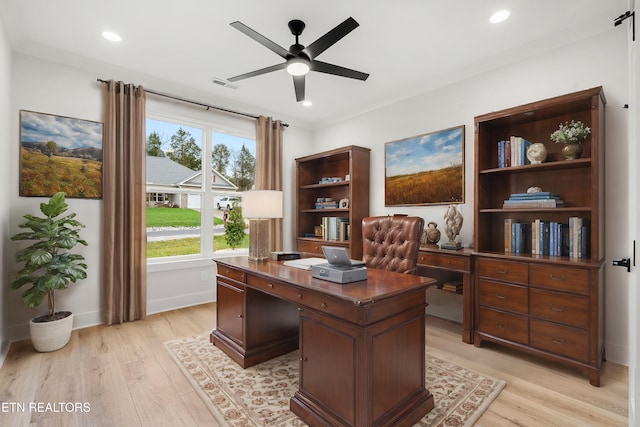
10;192;88;352
550;120;591;160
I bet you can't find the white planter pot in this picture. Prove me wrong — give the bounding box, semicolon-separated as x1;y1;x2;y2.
29;312;74;352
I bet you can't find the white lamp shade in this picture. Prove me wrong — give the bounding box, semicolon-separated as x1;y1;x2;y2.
242;190;283;219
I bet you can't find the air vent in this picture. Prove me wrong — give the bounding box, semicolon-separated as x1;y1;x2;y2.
211;77;238;89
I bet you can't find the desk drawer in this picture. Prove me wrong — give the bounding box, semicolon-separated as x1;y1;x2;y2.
530;288;589;328
247;274;354;321
217;265;246;283
478;279;527;314
478;307;528;345
418;252;469;272
297;239;326;256
530;319;588;362
530;265;589;295
478;258;528;284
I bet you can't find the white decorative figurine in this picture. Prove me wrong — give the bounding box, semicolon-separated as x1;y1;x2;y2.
442;204;463;250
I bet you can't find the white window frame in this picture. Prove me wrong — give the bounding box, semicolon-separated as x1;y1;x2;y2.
145;110;255;266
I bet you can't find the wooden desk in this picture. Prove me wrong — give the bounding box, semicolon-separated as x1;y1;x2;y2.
417;246;474;344
211;256;436;427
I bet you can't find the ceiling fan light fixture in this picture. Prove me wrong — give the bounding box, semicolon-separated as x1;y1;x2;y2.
286;58;310;76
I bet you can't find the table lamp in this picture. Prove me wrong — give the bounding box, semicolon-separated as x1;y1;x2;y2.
241;190;283;262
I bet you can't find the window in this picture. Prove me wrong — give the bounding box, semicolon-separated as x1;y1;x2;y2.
145;116;256;260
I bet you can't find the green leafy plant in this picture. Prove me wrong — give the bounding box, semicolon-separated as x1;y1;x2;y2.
11;192;88;320
224;201;246;249
550;120;591;144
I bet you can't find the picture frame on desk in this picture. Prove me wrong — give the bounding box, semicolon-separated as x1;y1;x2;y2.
384;125;465;206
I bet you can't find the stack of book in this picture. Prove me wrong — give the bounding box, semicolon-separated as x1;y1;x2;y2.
497;136;533;168
531;219;567;256
321;216;350;241
504;217;590;258
504;219;528;254
441;280;463;294
503;192;564;208
569;216;590;259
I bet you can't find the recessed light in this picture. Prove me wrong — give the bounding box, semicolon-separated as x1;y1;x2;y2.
489;10;510;24
302;100;313;107
102;31;122;42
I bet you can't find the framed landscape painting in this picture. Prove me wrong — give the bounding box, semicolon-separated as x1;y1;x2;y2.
385;125;464;206
19;110;103;198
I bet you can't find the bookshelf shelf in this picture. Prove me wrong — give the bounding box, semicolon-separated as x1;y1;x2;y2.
473;87;605;386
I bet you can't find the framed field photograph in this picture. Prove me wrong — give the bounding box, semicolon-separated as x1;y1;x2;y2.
19;110;103;198
385;125;464;206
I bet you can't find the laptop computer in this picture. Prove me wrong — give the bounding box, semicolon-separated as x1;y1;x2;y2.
321;246;366;267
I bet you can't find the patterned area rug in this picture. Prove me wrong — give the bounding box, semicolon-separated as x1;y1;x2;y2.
165;335;505;426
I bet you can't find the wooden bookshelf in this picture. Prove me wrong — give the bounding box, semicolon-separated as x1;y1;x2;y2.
295;146;370;259
473;87;606;386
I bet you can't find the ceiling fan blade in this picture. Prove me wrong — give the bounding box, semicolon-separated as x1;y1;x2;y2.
303;17;359;59
293;75;305;102
228;62;287;82
311;60;369;81
230;21;290;59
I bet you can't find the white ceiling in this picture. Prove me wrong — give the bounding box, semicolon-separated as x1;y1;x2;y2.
0;0;628;128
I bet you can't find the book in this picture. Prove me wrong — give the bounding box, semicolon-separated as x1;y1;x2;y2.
503;199;565;208
508;192;561;199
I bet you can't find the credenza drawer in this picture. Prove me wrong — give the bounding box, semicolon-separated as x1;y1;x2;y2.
217;265;246;283
478;307;528;345
296;239;326;256
478;279;528;314
530;319;589;363
477;258;528;284
418;252;469;272
530;289;589;328
530;265;589;295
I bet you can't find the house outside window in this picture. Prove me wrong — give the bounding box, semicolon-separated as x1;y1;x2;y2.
145;116;256;260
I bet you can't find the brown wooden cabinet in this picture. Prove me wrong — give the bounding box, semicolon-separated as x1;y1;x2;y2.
295;145;370;259
473;87;605;386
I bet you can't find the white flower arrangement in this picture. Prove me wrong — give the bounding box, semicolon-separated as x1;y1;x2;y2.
550;120;591;144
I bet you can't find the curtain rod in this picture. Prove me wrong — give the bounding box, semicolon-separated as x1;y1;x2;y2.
96;78;288;127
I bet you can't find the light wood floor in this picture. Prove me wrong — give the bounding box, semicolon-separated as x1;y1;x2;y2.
0;303;628;426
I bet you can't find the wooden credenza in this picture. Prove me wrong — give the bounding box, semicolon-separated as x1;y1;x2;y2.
211;256;436;427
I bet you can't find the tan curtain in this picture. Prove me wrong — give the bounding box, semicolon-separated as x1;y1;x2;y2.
255;116;284;251
102;80;147;325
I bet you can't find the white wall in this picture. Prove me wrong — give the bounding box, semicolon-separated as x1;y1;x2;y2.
0;12;13;364
311;29;631;364
6;51;314;340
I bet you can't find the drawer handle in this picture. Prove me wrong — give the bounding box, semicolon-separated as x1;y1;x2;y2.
268;283;274;288
297;294;303;299
549;304;566;312
550;274;566;281
495;293;508;300
495;267;509;274
238;314;244;318
495;322;507;329
551;337;565;345
300;356;308;362
321;302;328;308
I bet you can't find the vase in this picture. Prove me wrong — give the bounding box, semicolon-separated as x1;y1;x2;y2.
562;142;583;160
426;222;441;245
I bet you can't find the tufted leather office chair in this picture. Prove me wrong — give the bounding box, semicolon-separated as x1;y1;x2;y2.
362;215;425;274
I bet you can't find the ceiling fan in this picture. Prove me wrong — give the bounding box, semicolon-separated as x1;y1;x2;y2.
227;17;369;102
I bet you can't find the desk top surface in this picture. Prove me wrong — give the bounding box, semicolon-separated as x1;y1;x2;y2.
215;256;436;306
